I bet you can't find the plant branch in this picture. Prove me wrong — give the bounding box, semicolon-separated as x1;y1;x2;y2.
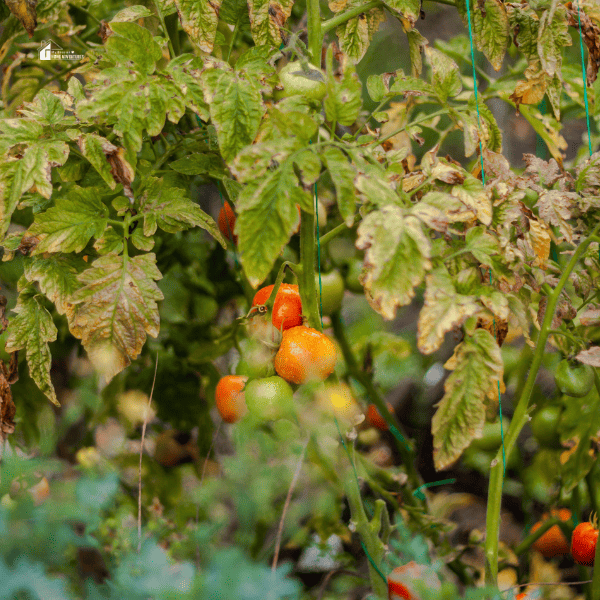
322;0;382;35
484;222;600;586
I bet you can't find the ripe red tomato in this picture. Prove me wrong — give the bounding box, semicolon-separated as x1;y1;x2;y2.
252;283;303;332
571;521;599;566
366;402;394;431
531;508;571;558
218;201;237;243
215;375;248;423
387;561;441;600
274;326;336;384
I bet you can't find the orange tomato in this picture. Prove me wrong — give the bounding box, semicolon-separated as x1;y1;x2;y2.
252;283;303;332
571;521;599;566
218;201;237;243
531;508;571;558
366;402;394;431
274;326;336;384
215;375;248;423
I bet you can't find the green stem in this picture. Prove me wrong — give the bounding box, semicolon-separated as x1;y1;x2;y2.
367;109;449;149
306;0;323;66
318;216;359;247
353;98;390;140
299;207;321;330
322;0;382;35
165;12;180;56
513;516;563;556
484;222;600;587
153;0;176;58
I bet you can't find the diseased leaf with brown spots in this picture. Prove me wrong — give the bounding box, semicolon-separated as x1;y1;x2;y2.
417;266;480;355
174;0;223;53
432;328;504;470
4;0;36;37
68;253;164;383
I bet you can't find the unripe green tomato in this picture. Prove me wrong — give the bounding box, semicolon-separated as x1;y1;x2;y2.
244;376;294;421
327;237;357;268
530;404;562;448
554;359;594;398
470;417;510;452
236;338;276;379
274;61;327;101
345;259;364;293
316;271;344;315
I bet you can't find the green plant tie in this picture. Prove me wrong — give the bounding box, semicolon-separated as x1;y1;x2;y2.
464;0;506;476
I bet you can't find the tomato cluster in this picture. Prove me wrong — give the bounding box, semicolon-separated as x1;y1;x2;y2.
214;282;339;424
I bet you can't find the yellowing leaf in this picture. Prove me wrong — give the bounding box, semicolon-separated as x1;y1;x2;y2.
69;253;164;382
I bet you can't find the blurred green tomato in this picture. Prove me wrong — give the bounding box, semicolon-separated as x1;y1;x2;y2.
244;376;294;421
345;258;364;293
316;271;344;315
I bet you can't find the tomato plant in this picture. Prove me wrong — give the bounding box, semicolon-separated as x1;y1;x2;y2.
571;521;599;566
554;360;595;398
244;376;294;421
252;283;303;332
274;60;327;101
530;405;562;449
316;270;344;316
274;326;336;384
215;375;248;423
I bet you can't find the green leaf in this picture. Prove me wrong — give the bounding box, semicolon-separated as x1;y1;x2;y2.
321;147;358;226
455;0;509;71
356;206;432;320
169;153;227;177
5;286;58;405
537;2;571;79
165;54;210;121
24;254;87;315
237;171;311;287
247;0;294;47
324;47;362;126
111;5;155;22
380;0;420;27
0;139;69;239
105;21;163;75
232;138;300;183
0;556;70;600
76;472;120;509
77;133;118;189
506;3;540;60
94;226;125;255
76;67;186;165
174;0;222;53
27;185;109;254
425;47;462;102
138;176;226;247
389;70;436;97
334;3;386;65
201;68;265;165
69;253;164;382
464;225;500;267
417;266;480;355
432;328;503;470
407;29;428;76
15;89;69;126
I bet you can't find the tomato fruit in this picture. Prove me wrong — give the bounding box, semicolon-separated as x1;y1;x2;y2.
530;405;562;448
366;402;394;431
252;283;303;332
275;61;327;101
218;201;237;243
571;521;599;566
215;375;248;423
387;561;441;600
274;326;337;384
345;258;364;293
235;338;276;379
244;376;294;421
554;359;594;398
531;508;571;558
470;417;510;452
317;270;344;316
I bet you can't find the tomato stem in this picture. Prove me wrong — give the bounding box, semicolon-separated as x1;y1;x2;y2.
484;221;600;587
